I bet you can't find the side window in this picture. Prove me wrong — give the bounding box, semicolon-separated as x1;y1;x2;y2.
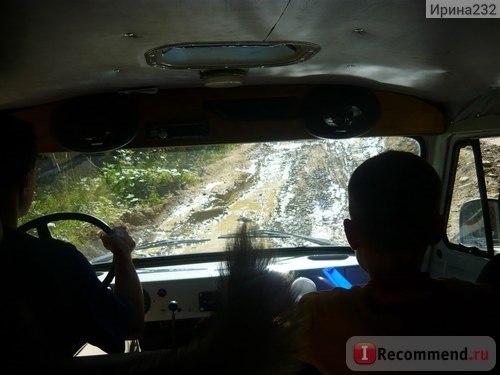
447;138;500;255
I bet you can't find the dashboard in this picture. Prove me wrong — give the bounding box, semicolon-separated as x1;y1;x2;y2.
93;251;371;351
122;253;369;323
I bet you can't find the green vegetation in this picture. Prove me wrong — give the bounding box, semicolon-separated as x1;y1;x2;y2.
99;149;197;207
21;144;236;247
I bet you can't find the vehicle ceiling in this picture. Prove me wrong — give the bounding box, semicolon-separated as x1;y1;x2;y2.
1;0;500;148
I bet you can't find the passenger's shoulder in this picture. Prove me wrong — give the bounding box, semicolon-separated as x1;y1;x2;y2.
299;286;361;306
437;277;500;299
438;276;487;288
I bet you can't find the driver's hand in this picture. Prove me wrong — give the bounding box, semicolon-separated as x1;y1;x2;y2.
100;226;136;257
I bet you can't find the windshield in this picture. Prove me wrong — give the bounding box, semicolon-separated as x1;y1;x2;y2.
22;137;419;263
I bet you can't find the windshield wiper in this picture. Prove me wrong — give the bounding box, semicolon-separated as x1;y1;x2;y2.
90;238;210;264
136;238;210;250
219;229;334;246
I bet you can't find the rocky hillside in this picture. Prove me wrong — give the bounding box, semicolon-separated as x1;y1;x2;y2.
447;138;499;241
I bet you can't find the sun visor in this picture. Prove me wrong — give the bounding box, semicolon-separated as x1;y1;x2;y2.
50;94;140;153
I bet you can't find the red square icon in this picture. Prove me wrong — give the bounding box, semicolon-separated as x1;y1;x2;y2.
354;342;376;364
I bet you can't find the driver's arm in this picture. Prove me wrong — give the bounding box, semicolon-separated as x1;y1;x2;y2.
100;226;145;338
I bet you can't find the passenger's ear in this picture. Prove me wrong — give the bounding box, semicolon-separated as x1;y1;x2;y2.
13;172;29;194
21;169;35;192
18;169;36;216
343;218;360;250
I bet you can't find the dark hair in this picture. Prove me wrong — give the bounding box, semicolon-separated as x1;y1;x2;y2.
0;114;37;194
175;224;301;375
348;150;442;252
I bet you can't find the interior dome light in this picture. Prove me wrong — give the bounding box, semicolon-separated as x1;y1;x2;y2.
145;41;320;70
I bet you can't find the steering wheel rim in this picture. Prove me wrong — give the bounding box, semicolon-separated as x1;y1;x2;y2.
18;212;115;286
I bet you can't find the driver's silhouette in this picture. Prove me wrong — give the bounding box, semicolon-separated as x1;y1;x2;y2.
0;114;144;364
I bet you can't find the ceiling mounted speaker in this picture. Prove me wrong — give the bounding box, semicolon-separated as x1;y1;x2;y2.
300;85;380;139
51;94;140;152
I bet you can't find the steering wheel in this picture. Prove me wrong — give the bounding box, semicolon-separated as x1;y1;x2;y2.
18;212;115;287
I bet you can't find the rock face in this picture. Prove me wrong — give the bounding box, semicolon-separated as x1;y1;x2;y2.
482;139;500;195
447;138;500;243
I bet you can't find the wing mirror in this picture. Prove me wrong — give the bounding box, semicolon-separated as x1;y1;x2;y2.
459;198;500;249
